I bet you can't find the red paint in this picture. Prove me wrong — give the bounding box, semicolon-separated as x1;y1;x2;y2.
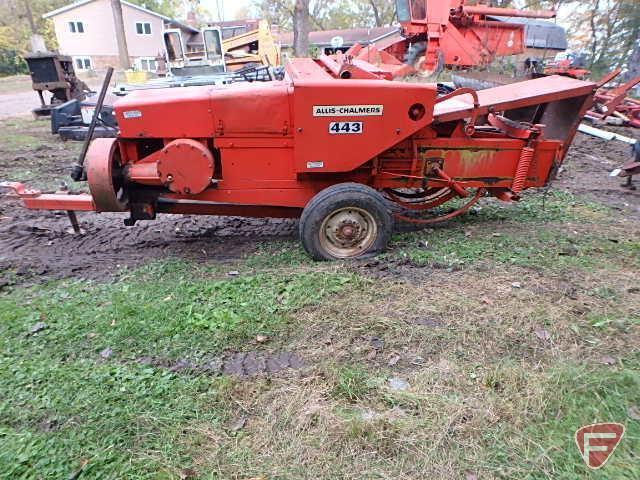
395;0;555;73
7;57;594;227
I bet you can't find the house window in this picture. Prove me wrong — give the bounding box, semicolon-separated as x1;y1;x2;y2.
136;22;152;35
74;57;92;71
69;21;85;33
136;57;157;72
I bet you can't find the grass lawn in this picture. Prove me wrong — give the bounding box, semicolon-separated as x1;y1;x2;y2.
0;75;32;95
0;188;638;479
0;116;81;192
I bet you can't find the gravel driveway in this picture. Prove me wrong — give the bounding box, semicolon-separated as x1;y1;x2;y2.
0;90;40;119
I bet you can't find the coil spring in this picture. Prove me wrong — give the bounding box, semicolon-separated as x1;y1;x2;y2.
512;146;535;193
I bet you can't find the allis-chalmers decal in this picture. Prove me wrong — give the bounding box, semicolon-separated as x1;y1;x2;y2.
313;105;383;117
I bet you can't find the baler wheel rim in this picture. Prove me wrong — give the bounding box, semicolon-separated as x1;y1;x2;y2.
319;207;378;259
299;183;393;261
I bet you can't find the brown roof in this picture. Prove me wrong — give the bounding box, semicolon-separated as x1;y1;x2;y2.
277;27;399;48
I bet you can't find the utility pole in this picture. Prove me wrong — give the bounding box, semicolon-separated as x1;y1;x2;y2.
111;0;131;70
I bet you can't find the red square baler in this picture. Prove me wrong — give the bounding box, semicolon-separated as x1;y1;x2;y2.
3;57;595;260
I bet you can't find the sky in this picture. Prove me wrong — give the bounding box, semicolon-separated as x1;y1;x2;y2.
200;0;253;22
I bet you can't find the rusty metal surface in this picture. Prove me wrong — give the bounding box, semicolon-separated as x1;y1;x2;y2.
434;75;595;123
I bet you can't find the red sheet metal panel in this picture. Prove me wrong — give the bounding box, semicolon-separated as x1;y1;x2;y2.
211;81;292;135
289;59;437;174
115;85;215;138
434;75;595;122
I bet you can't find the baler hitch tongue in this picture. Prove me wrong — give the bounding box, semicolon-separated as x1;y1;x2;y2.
0;181;96;234
0;181;40;198
0;182;87;234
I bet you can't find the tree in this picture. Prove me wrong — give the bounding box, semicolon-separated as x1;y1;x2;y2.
0;0;69;51
293;0;310;56
627;38;640;81
111;0;131;69
563;0;640;75
127;0;181;18
360;0;396;27
252;0;397;30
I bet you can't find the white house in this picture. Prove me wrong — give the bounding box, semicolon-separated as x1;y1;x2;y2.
43;0;198;72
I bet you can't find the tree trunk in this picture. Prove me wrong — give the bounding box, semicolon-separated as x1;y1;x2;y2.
588;0;600;69
111;0;131;70
23;0;36;34
626;38;640;80
293;0;310;57
369;0;382;27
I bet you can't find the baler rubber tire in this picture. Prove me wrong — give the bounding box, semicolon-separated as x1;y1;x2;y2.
300;183;393;261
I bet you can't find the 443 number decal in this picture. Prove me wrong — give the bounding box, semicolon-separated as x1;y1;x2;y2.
329;121;363;134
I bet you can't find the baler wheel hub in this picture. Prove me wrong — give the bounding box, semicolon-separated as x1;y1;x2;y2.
321;208;377;257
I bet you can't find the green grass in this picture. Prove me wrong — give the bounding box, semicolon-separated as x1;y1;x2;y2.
244;240;312;269
0;117;42;150
389;191;637;271
0;261;355;478
394;228;639;270
0;261;355;359
486;363;640;479
0;362;232;478
332;366;375;402
471;190;609;224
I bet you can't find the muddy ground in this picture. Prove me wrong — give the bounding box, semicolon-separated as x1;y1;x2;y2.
0;118;638;285
559;126;639;213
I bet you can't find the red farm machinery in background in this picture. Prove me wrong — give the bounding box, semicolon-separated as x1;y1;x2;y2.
3;55;596;260
386;0;556;75
586;70;640;128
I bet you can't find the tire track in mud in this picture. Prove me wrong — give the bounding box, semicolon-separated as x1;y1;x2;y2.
136;350;306;377
0;198;298;284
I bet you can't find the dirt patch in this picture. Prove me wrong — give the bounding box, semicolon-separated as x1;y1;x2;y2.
557;126;640;215
0;91;41;119
0;199;297;283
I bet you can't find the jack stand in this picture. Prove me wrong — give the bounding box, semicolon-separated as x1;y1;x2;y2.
66;210;82;234
621;176;636;190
